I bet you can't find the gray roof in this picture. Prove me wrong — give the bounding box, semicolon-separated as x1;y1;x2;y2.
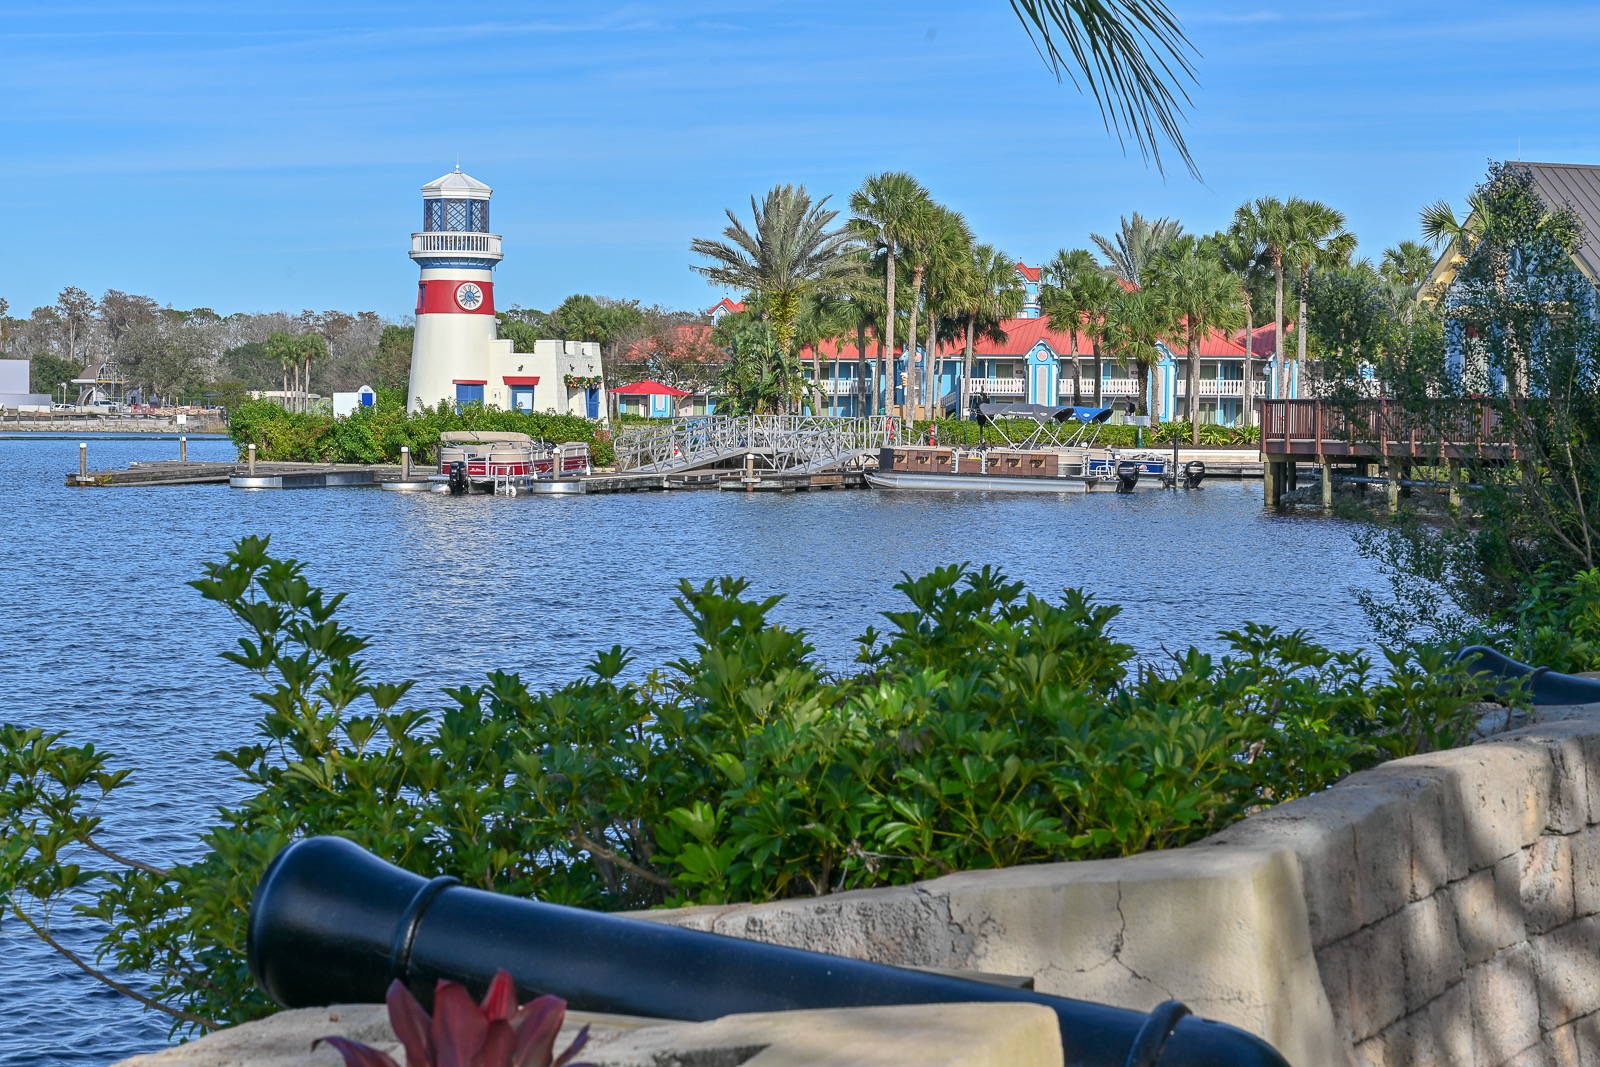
1520;162;1600;281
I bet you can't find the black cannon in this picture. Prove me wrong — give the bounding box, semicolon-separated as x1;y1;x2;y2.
1115;460;1141;494
248;837;1292;1067
1182;461;1206;490
1454;645;1600;705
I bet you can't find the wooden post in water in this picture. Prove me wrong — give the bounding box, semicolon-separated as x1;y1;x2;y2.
1386;464;1400;512
1262;458;1277;508
180;436;187;463
248;444;257;475
1320;459;1333;511
401;446;411;481
79;442;87;478
1448;460;1462;510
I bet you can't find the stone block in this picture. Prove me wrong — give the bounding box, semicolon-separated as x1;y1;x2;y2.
1502;720;1594;834
1451;860;1526;966
1415;743;1551;869
1502;1041;1556;1067
1523;836;1576;935
1548;1009;1600;1067
1372;1011;1440;1067
1530;917;1600;1031
1340;913;1409;1042
111;1003;1066;1067
1400;894;1466;1012
1572;825;1600;918
1423;980;1475;1066
1468;944;1541;1066
1315;935;1357;1046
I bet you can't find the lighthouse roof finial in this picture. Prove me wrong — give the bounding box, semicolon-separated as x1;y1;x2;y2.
422;166;492;200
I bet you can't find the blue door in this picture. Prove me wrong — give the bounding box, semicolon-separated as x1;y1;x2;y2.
586;387;599;419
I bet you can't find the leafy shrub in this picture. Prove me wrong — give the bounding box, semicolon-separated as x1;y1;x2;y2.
230;397;620;467
1498;568;1600;673
0;538;1499;1032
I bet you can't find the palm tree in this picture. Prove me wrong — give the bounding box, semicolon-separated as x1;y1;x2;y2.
690;184;861;358
1008;0;1199;178
1041;248;1101;403
1102;285;1174;418
1232;197;1294;399
1090;212;1184;285
1284;198;1357;386
1212;226;1266;426
298;333;328;412
1074;269;1122;408
892;200;950;415
1147;237;1244;443
954;244;1024;414
265;331;298;409
916;206;975;413
1380;240;1435;292
849;173;932;415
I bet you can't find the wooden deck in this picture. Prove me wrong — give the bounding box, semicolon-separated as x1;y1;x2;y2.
1261;399;1517;462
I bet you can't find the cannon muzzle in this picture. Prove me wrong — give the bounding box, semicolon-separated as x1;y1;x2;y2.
248;837;1291;1067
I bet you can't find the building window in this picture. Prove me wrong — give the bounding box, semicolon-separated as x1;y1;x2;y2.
455;383;485;407
425;199;488;233
511;388;535;412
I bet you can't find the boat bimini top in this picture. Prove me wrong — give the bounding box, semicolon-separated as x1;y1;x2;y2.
974;403;1113;448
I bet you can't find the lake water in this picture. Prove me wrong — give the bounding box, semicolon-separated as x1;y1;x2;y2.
0;434;1388;1066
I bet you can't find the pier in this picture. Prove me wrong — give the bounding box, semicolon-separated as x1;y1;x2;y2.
1260;398;1515;509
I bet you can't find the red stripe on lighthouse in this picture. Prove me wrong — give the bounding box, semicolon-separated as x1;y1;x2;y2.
419;280;496;315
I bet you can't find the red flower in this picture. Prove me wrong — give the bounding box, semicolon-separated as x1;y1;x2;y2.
314;970;593;1067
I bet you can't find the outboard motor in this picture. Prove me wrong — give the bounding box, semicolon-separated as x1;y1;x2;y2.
1115;460;1141;494
248;837;1293;1067
447;460;469;495
1182;460;1207;489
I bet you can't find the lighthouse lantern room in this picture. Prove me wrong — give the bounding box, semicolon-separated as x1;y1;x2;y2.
405;168;603;417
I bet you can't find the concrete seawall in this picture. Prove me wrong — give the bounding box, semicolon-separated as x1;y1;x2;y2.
632;710;1600;1066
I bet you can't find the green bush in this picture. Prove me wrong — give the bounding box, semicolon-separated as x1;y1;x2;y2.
0;539;1499;1032
229;396;619;468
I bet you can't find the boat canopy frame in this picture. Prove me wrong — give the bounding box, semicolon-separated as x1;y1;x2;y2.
974;403;1113;449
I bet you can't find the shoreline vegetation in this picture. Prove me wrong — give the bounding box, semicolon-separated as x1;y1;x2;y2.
0;536;1501;1033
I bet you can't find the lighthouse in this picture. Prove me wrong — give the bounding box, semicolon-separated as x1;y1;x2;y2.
407;167;502;411
405;167;604;417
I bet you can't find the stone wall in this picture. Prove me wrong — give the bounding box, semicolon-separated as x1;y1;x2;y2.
636;715;1600;1067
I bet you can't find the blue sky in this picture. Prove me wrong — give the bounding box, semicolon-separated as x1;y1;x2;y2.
5;2;1600;320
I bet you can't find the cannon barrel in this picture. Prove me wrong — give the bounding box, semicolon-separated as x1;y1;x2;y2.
1455;644;1600;706
248;837;1291;1067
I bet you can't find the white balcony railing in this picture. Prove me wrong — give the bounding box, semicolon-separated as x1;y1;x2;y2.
410;232;504;260
1176;379;1248;397
1060;378;1139;397
969;376;1025;396
807;378;867;396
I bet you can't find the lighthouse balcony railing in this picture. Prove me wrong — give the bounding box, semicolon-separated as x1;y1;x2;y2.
411;232;504;259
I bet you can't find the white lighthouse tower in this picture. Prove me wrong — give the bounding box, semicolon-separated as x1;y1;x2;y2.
407;167;503;412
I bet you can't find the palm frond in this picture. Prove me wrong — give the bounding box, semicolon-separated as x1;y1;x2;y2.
1010;0;1200;178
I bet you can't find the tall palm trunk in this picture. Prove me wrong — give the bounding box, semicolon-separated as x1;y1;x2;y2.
1296;266;1310;384
883;250;897;418
1092;336;1103;407
1069;327;1081;405
875;335;885;416
1136;360;1151;419
924;301;937;414
856;322;868;419
962;318;975;417
1272;253;1285;398
905;268;925;416
1188;335;1202;445
1241;301;1254;428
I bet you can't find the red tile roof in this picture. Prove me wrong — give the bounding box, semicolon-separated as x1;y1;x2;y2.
798;315;1256;361
708;297;746;316
1016;262;1042;282
612;380;690;397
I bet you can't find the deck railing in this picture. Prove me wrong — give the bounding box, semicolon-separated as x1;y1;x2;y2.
1261;399;1514;460
410;232;504;259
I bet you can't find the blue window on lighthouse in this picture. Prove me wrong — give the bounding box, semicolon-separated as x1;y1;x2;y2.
455;383;484;408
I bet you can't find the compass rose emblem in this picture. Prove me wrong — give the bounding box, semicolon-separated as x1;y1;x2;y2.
455;282;484;310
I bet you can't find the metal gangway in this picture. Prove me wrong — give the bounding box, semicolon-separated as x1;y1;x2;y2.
615;415;899;475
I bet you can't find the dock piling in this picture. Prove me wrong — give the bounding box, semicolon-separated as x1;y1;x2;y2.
1386;465;1401;512
1320;459;1333;511
180;436;187;463
248;444;257;475
79;442;87;478
400;446;410;482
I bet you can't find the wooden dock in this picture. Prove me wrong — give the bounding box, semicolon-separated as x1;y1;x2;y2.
67;460;406;488
1260;399;1515;509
